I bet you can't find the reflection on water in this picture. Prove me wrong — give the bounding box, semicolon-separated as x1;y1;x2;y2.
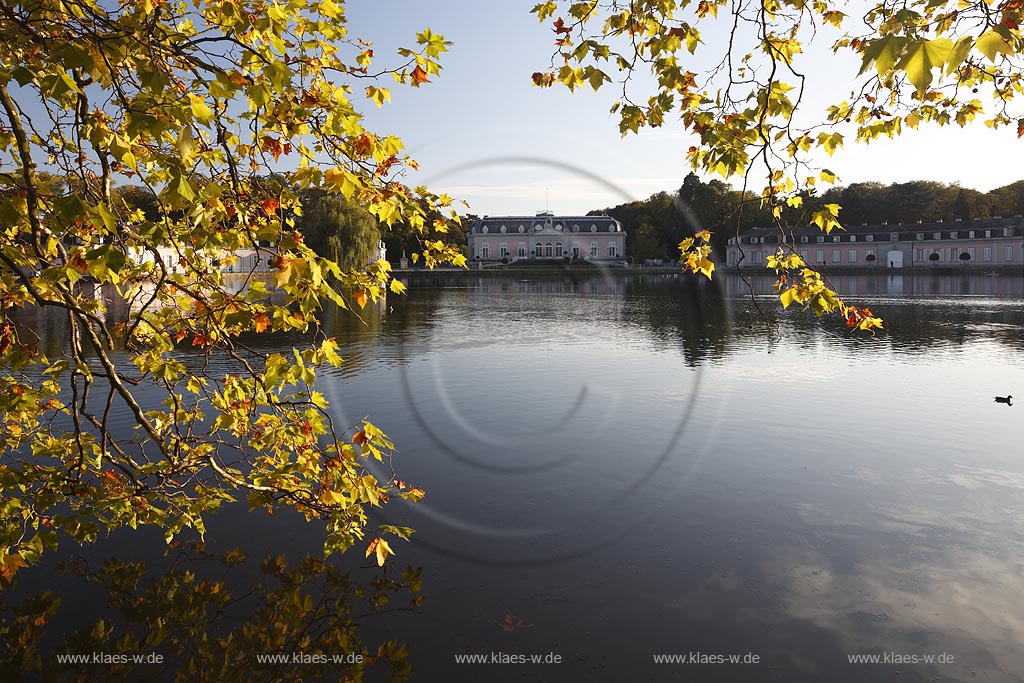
1;540;421;682
6;272;1024;682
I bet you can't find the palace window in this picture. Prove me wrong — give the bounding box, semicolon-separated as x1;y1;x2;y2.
832;250;840;263
866;235;874;242
985;230;992;238
800;236;808;243
545;242;553;257
499;242;509;257
833;235;840;242
949;232;957;239
518;225;525;233
608;242;617;257
816;236;824;243
969;231;975;238
482;226;488;234
1006;246;1013;261
500;225;506;233
590;241;599;256
481;244;489;258
968;247;975;260
800;250;808;260
572;241;580;257
933;232;941;239
816;250;825;263
591;224;598;232
555;243;563;257
866;250;874;261
572;224;579;232
984;247;992;261
850;235;856;242
517;242;526;258
849;249;857;262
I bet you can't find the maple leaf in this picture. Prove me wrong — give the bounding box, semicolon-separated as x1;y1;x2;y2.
365;537;394;566
253;312;271;333
410;65;430;85
352;430;369;446
261;197;280;215
260;135;283;160
354;288;369;308
0;552;28;583
531;71;556;87
68;251;89;272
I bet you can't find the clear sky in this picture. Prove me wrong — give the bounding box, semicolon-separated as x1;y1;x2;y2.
346;1;1022;218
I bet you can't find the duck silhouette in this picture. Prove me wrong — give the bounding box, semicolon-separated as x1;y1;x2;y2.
994;395;1013;405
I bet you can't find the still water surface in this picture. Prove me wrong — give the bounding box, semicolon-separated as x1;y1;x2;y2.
16;272;1024;681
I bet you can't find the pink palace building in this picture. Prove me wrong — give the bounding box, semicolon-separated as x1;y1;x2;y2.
726;215;1024;269
466;211;627;264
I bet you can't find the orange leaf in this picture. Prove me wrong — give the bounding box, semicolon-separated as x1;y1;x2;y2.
352;430;369;446
354;288;369;308
410;65;430;85
253;312;271;333
261;197;280;215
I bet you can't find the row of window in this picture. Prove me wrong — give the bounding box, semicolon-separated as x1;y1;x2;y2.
481;223;610;234
478;241;618;258
913;247;1014;262
735;245;1017;265
745;227;1015;245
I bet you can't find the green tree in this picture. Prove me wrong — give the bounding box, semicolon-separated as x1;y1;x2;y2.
299;193;382;272
0;0;465;580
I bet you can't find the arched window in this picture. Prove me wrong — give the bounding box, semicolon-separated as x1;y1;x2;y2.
608;241;617;257
545;242;553;257
517;242;526;257
555;243;563;257
500;225;506;233
482;226;488;234
572;224;579;232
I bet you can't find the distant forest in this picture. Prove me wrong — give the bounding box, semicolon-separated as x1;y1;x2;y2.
587;175;1024;263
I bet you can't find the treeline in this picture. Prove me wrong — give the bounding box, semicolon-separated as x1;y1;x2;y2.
102;178;465;270
590;174;1024;262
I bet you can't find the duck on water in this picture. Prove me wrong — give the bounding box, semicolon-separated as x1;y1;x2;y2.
994;395;1013;405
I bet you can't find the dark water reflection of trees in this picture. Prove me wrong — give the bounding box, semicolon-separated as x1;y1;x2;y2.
1;542;421;682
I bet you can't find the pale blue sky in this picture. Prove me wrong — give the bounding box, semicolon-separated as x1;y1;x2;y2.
346;1;1020;217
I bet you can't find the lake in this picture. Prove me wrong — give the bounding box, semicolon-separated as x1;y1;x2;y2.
8;271;1024;682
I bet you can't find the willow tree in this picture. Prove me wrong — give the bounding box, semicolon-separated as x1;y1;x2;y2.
298;193;382;272
531;0;1024;330
0;0;467;581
